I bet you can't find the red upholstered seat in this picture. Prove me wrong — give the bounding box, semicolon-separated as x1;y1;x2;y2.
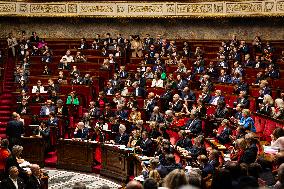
206;105;216;116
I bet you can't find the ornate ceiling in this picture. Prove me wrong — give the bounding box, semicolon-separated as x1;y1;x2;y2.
0;0;283;18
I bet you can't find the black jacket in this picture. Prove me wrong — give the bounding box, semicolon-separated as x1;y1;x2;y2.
0;177;25;189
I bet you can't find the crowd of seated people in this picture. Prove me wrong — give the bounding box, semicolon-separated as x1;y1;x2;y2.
3;31;284;188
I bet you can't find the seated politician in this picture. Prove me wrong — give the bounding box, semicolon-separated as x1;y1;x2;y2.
113;124;129;146
182;110;202;135
135;131;153;156
73;122;89;140
40;99;55;116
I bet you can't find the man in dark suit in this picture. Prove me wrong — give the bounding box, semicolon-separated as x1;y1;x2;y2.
88;101;101;119
181;87;196;103
183;110;202;135
209;90;225;105
218;69;231;83
46;79;60;95
74;122;89;140
170;94;183;113
234;90;250;109
102;103;114;120
234;77;249;94
150;106;164;123
116;34;124;46
134;73;146;88
104;81;115;96
115;104;128;120
239;137;258;164
6;113;24;148
25;164;44;189
132;81;146;97
145;92;157;117
176;74;188;90
104;33;113;44
136;131;153;156
114;124;129;146
176;130;193;149
0;166;25;189
214;119;232;144
30;32;40;43
159;84;173;111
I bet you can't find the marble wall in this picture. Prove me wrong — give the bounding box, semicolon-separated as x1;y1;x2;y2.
0;17;283;40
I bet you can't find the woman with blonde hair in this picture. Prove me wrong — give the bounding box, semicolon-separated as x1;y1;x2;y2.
164;169;188;189
239;109;256;132
258;94;273;116
272;98;284;120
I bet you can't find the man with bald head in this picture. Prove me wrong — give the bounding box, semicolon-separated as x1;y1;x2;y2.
26;164;44;189
126;180;143;189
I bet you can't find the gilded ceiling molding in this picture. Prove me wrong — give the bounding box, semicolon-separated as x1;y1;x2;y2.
0;1;283;17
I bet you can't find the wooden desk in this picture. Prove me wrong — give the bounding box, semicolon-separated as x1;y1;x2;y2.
21;137;46;167
57;139;98;172
100;145;134;182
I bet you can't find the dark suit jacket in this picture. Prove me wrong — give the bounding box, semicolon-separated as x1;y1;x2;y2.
176;79;188;90
209;96;225;104
176;137;192;148
0;177;25;189
74;128;89;140
138;78;146;88
235;82;249;94
217;127;232;144
5;155;27;180
46;117;58;127
115;110;128;120
235;97;250;109
146;99;157;113
239;144;258;164
133;87;146;97
218;75;231;83
104;87;115;95
150;113;164;123
202;93;211;104
214;107;229;119
137;138;153;156
25;174;44;189
6;120;24;139
115;133;129;146
16;105;31;115
181;91;196;102
55;105;69;117
89;107;101;119
171;100;183;113
184;118;202;135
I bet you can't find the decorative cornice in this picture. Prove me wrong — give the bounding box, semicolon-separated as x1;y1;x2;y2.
0;1;283;17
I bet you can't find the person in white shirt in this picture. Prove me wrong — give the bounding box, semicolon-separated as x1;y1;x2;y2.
7;33;18;57
60;50;74;63
151;73;163;88
32;80;47;93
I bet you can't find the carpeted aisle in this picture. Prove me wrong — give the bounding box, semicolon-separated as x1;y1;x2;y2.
46;168;121;189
